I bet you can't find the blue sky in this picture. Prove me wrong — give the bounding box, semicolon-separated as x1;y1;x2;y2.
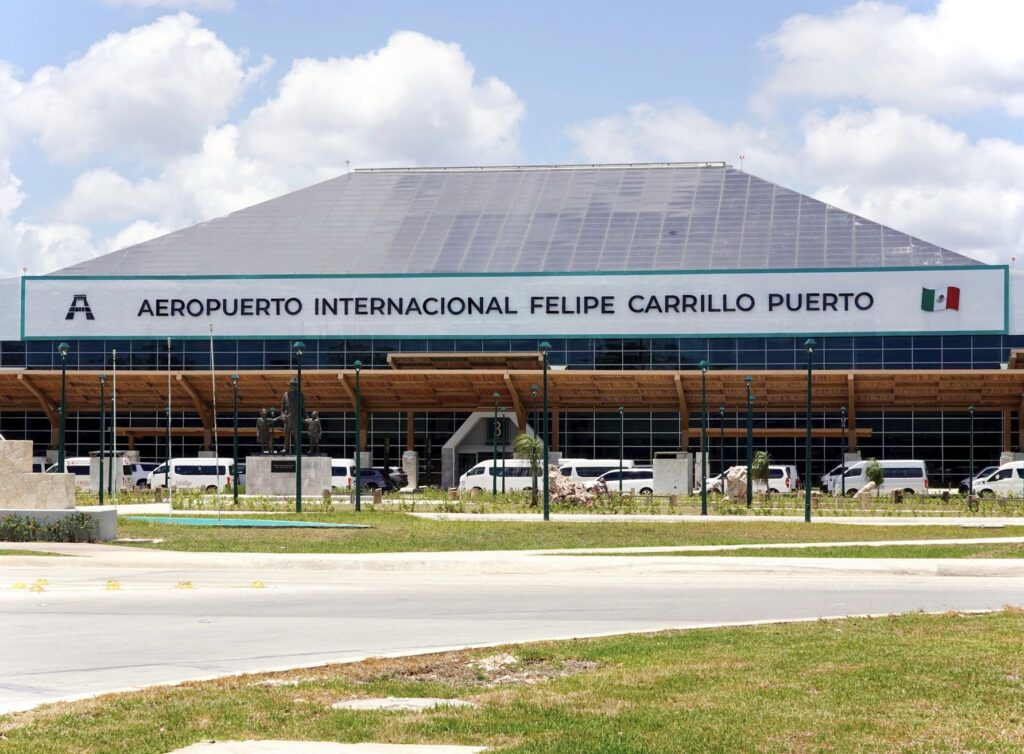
0;0;1021;275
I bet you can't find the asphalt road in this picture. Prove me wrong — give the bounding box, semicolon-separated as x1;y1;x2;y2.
1;546;1022;714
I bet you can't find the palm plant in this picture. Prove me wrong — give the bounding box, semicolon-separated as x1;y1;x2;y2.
513;432;543;506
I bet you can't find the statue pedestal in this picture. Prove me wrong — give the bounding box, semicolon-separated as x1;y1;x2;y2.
245;455;332;497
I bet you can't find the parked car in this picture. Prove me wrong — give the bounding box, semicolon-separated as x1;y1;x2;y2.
783;465;802;491
387;466;408;489
131;461;159;488
558;459;636;483
755;465;794;494
584;467;655;495
458;459;537;492
831;459;929;496
958;466;999;494
694;472;725;494
147;458;234;492
331;459;392;491
973;462;1024;497
47;456;133;490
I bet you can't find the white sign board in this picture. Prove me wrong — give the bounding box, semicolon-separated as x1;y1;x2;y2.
21;267;1007;339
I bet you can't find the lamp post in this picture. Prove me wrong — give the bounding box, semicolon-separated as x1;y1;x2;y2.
618;405;624;493
840;405;847;497
699;360;709;516
968;405;975;497
744;375;753;508
718;407;725;477
539;341;551;521
354;360;362;512
98;374;107;506
57;343;70;473
530;384;539;503
804;339;817;523
231;374;239;505
500;406;507;493
492;391;499;497
293;342;305;513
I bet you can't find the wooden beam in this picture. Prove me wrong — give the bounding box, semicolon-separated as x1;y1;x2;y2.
551;407;560;452
338;372;358;410
1003;409;1012;452
359;411;369;450
17;374;59;447
674;374;690;450
405;411;415;451
177;375;213;449
847;373;859;451
503;372;527;431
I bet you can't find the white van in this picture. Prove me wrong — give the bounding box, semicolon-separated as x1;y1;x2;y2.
756;465;794;494
832;460;929;496
459;459;539;492
46;456;132;491
973;462;1024;498
558;459;635;483
148;458;234;492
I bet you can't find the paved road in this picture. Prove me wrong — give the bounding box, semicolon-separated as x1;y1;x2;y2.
1;545;1022;714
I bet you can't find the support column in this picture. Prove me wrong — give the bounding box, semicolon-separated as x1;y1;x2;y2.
405;411;415;451
551;408;560;452
1003;409;1012;453
673;374;690;450
846;373;859;451
359;411;369;458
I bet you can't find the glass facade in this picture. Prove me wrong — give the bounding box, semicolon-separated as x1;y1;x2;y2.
1;333;1019;489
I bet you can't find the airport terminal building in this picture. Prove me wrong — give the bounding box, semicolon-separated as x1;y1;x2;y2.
1;161;1022;488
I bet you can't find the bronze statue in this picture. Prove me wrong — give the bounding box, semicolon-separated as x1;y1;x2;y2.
305;411;323;455
281;378;303;454
268;407;278;454
256;408;272;454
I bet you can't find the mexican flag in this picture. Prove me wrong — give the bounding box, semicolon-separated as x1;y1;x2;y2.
921;286;960;312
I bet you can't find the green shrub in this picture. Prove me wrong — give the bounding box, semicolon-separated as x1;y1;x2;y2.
0;512;96;542
865;459;885;495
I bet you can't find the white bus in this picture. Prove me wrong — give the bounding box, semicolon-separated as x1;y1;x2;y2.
831;459;929;496
459;459;539;492
147;458;234;492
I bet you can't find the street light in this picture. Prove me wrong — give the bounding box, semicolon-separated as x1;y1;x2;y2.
618;405;624;494
718;406;726;477
539;341;551;521
530;384;539;504
293;342;305;513
840;406;847;497
501;406;508;493
492;391;500;497
804;338;817;523
744;375;753;508
699;360;709;517
354;359;362;512
98;373;107;506
57;342;70;473
968;404;975;497
231;374;239;506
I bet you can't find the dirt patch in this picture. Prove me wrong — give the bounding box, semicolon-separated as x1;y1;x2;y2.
340;651;599;689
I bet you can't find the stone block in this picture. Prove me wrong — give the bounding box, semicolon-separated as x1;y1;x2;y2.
401;451;419;490
245;455;332;497
653;452;692;495
0;441;76;510
0;441;33;474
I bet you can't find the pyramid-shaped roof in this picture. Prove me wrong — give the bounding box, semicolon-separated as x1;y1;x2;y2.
53;162;980;276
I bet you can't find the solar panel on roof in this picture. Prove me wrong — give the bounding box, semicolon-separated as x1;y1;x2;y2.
51;164;981;277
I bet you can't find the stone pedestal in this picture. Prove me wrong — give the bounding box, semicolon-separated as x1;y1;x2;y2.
89;455;127;494
245;455;332;497
0;440;75;510
653;451;693;495
401;450;419;490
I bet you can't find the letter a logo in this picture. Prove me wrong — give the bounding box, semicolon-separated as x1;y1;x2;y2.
66;294;95;321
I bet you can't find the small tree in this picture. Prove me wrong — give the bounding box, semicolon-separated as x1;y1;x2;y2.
865;459;885;496
751;450;772;497
513;432;543;506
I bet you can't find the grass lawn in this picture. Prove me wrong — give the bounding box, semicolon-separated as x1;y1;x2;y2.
645;542;1024;558
0;549;63;556
3;610;1022;753
114;512;1024;553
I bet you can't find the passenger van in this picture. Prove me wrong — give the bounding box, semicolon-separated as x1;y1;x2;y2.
973;461;1024;498
558;459;635;483
147;458;234;492
831;460;929;496
46;456;132;491
755;465;794;494
459;459;538;492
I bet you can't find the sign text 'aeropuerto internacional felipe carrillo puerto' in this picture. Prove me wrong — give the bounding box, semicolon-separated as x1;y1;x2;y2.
20;267;1008;339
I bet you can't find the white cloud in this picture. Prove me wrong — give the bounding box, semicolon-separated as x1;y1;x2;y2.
102;0;235;9
757;0;1024;116
3;12;269;162
241;30;524;169
566;102;794;181
801;108;1024;263
50;31;526;256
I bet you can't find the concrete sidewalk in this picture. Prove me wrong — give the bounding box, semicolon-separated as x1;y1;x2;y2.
409;512;1024;526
